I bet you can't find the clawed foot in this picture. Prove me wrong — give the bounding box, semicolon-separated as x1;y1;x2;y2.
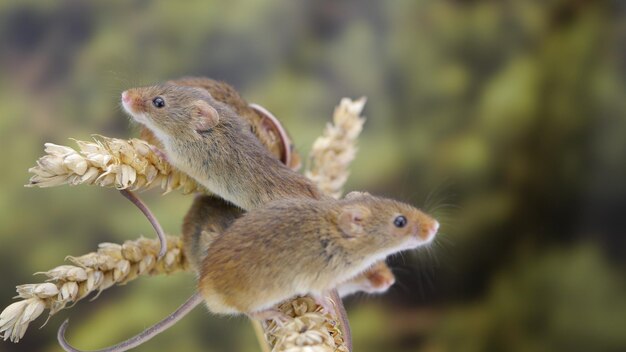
310;292;337;315
249;309;292;326
150;145;169;163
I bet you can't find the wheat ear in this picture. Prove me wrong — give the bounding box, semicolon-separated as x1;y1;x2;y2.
26;136;204;194
306;97;366;198
0;236;186;342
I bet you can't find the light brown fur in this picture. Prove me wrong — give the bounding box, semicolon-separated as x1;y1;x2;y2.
140;77;300;169
199;193;438;315
181;195;244;271
122;83;322;210
183;195;398;297
171;77;299;168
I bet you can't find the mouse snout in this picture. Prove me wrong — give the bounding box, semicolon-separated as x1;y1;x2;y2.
419;219;439;241
121;90;144;115
121;91;131;104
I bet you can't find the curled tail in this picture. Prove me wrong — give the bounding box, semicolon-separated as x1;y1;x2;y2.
58;292;203;352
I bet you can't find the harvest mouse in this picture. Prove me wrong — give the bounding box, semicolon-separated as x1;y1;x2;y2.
198;192;438;317
140;77;301;170
183;194;396;298
58;192;439;352
121;83;321;210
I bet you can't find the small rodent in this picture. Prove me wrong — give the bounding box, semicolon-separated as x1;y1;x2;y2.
140;77;301;170
198;192;439;317
183;195;396;297
122;83;321;210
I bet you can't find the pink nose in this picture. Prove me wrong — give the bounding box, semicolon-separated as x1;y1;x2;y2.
121;91;131;104
432;220;440;234
422;220;439;240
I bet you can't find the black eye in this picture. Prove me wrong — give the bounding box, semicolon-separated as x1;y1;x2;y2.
393;215;407;228
152;97;165;108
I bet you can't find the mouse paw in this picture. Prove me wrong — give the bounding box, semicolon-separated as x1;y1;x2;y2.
149;145;169;163
249;309;292;326
310;292;336;315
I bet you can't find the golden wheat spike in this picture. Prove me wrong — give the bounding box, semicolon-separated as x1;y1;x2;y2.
26;136;205;194
0;236;186;342
306;97;366;199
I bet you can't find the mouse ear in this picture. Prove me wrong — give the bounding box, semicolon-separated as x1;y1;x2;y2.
344;191;371;200
192;100;220;132
338;205;371;237
249;103;295;169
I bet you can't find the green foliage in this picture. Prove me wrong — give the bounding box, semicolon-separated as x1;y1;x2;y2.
430;245;626;352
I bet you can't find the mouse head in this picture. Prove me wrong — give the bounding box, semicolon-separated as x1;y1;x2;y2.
336;192;439;260
122;84;221;142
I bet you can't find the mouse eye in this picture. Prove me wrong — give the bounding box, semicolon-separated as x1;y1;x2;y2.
152;97;165;108
393;215;407;228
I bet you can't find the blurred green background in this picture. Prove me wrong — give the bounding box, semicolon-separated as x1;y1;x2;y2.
1;1;625;351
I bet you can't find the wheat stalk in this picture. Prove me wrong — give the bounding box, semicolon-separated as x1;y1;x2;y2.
306;97;366;199
0;236;186;342
264;297;350;352
5;97;366;351
27;136;205;194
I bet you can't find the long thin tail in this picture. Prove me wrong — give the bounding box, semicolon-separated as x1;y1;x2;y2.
57;292;203;352
119;189;168;259
329;289;352;351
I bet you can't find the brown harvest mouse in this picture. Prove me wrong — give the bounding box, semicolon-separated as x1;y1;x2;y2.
140;77;301;170
58;192;439;352
183;194;396;297
121;83;321;210
199;192;439;318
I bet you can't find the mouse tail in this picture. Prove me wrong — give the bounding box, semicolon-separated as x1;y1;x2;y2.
119;189;168;259
57;292;203;352
329;289;352;351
